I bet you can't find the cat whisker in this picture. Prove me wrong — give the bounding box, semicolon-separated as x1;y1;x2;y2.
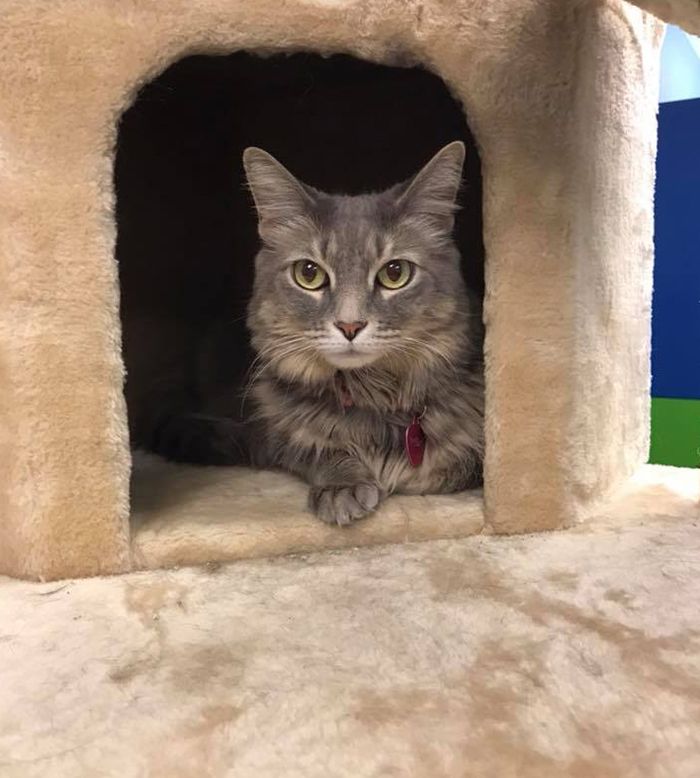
391;337;459;375
240;337;315;413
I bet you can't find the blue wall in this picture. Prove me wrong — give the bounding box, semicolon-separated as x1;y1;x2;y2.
651;28;700;401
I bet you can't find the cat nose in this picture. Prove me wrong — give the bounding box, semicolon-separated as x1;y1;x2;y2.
334;320;367;341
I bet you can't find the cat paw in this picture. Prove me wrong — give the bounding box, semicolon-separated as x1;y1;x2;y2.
309;483;381;527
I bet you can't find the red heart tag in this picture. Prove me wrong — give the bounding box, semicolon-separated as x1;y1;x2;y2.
404;415;426;467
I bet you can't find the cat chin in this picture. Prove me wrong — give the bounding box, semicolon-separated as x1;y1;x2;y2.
322;350;381;370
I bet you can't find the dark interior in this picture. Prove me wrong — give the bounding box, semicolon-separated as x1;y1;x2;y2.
115;51;484;453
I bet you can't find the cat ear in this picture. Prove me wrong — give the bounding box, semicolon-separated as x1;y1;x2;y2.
242;147;314;240
398;141;465;232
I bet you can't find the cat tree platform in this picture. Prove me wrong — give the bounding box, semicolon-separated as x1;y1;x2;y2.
0;0;698;581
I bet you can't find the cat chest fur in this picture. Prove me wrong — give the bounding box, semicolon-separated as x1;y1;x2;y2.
252;375;483;496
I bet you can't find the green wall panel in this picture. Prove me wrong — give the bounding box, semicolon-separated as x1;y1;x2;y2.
649;397;700;467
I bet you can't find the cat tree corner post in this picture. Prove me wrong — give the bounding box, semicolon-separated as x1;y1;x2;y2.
480;3;663;534
0;64;133;581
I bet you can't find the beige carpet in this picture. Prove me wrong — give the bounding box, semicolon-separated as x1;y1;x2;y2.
2;479;700;777
129;460;697;573
130;453;485;570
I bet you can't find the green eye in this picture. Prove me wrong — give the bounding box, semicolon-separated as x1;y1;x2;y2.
376;259;414;290
293;260;328;290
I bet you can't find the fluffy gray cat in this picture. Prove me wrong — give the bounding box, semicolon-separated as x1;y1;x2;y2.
153;142;484;525
240;141;484;525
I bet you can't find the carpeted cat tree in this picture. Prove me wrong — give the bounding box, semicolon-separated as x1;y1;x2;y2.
0;0;698;581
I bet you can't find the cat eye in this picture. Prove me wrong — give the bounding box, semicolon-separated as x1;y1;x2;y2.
376;259;414;290
292;259;328;291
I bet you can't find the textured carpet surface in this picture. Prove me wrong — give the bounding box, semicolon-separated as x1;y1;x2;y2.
130;453;485;570
2;494;700;777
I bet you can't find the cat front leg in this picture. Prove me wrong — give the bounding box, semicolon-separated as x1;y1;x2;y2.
306;452;383;526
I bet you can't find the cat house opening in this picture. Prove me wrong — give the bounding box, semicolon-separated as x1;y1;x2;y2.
116;50;486;562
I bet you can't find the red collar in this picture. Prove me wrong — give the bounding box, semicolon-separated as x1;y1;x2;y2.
335;372;355;409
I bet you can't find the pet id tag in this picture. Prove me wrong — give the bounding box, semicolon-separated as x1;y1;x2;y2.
404;415;426;467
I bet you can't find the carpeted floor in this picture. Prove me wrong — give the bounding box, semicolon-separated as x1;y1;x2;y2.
1;471;699;777
129;452;485;570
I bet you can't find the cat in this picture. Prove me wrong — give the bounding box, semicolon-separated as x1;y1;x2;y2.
151;141;484;525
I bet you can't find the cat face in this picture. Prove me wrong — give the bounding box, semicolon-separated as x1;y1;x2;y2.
244;142;471;382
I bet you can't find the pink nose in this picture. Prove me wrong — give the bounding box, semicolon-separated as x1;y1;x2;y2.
334;320;367;341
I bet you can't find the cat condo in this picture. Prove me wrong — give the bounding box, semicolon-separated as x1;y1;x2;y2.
0;0;698;581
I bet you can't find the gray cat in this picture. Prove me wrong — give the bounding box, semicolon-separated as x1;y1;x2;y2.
150;142;484;525
239;141;484;525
